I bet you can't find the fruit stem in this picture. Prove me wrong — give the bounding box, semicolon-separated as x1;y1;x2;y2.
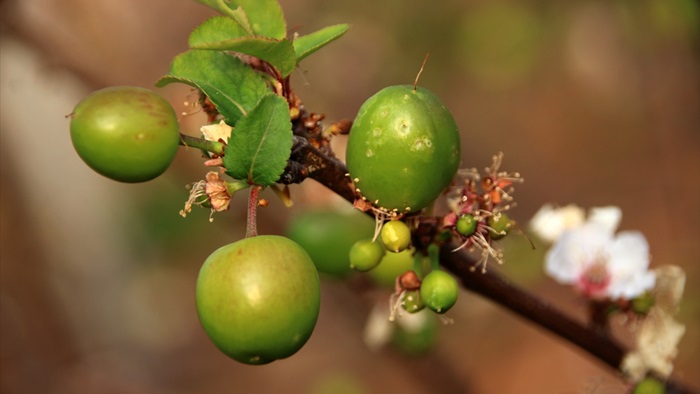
245;186;262;238
412;252;425;278
427;243;440;272
413;53;430;91
179;133;226;156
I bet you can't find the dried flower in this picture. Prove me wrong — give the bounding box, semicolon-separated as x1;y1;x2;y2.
622;265;686;381
200;120;232;143
180;171;233;222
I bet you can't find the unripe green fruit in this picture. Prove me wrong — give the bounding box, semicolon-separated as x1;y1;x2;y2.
632;292;656;315
349;239;385;272
70;86;180;182
346;85;461;212
195;236;320;365
380;220;412;253
368;248;415;289
420;270;459;314
633;377;665;394
488;212;514;240
456;214;478;237
401;290;425;313
287;209;374;278
391;310;438;356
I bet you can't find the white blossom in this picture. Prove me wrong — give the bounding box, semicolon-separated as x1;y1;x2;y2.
529;203;586;243
544;206;655;300
363;300;432;351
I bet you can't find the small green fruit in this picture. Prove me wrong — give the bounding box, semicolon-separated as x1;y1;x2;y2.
349;239;385;272
401;290;425;313
488;212;514;240
380;220;412;253
633;377;665;394
391;310;438;356
368;248;415;289
420;270;459;314
456;214;478;237
631;292;656;315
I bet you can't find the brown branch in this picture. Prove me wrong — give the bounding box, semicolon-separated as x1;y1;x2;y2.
303;142;698;394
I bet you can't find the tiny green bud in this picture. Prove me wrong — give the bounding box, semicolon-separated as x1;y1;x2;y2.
632;292;656;315
401;290;425;313
488;213;513;240
456;214;478;237
633;377;665;394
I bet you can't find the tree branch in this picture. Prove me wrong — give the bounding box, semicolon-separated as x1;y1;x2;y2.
298;141;697;394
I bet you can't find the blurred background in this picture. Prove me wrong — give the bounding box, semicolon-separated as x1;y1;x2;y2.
1;0;698;393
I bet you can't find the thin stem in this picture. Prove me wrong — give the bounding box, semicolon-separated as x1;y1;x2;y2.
179;133;226;156
246;186;261;238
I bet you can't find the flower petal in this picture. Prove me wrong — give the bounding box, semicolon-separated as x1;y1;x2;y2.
529;203;585;243
545;223;612;283
587;206;622;233
606;231;654;298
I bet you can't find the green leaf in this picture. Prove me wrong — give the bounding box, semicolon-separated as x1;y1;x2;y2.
155;50;270;125
224;95;292;186
191;35;297;77
192;0;286;39
293;24;350;63
188;16;249;45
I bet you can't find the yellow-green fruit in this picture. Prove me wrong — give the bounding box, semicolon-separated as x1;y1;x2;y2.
349;239;385;272
70;86;179;182
196;236;320;365
380;220;412;253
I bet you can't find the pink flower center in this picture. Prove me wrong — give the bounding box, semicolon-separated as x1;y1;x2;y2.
577;260;611;298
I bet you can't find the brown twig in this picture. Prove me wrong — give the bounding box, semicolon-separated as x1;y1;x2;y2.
305;144;698;394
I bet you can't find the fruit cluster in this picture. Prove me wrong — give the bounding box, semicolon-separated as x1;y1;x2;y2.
66;9;471;363
349;220;460;318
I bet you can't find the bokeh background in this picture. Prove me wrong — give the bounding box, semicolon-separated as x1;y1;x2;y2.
1;0;698;393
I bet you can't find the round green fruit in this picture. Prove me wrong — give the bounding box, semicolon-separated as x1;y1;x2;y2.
70;86;180;182
195;235;320;365
287;209;374;278
346;85;461;212
349;239;385;272
391;310;438;356
380;220;412;253
401;289;425;313
633;377;665;394
456;214;478;237
420;270;459;314
367;248;415;289
488;212;514;240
